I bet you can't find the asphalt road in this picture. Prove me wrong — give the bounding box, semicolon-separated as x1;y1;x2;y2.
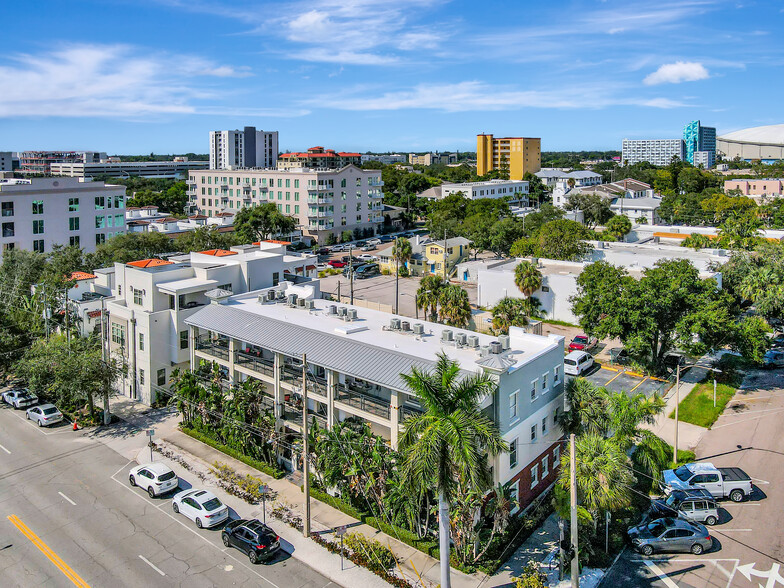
601;368;784;588
0;403;334;588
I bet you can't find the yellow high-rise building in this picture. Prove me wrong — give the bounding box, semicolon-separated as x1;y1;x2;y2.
476;134;541;180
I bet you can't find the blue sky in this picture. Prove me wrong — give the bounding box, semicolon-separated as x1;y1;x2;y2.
1;0;782;154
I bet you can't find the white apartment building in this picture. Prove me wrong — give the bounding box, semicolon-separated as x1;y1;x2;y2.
187;165;384;243
51;159;208;179
360;154;407;165
65;269;116;338
622;139;685;166
0;177;126;253
105;242;318;405
534;169;603;188
185;289;565;507
469;242;726;323
209;126;279;170
440;179;530;204
125;206;236;235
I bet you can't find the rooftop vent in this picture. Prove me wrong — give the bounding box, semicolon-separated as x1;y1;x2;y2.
498;335;510;350
490;341;503;354
304;299;315;310
441;329;454;342
413;323;425;335
346;309;358;321
328;305;337;315
276;290;286;300
597;241;605;249
390;318;401;330
467;335;480;348
338;306;348;317
479;344;491;357
456;332;467;346
287;293;298;307
266;289;276;301
401;321;411;332
297;297;305;307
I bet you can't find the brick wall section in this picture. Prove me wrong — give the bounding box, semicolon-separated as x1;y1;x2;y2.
510;439;564;508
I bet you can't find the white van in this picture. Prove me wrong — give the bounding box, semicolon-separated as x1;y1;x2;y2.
564;350;594;376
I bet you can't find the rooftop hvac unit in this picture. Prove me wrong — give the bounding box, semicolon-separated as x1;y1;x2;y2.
479;344;490;357
297;297;305;307
266;289;275;301
276;290;286;300
346;309;358;321
456;332;467;346
441;329;454;342
338;307;348;317
287;294;298;307
401;321;411;331
412;323;425;335
597;241;605;249
328;305;337;315
304;299;315;310
498;334;510;350
490;341;503;354
467;335;480;348
390;318;402;330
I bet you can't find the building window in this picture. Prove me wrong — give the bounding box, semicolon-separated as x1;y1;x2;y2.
530;380;537;401
133;288;143;306
69;236;80;247
1;202;14;217
115;214;123;226
531;464;539;488
68;198;79;212
157;368;166;386
180;331;189;350
554;366;560;383
553;446;560;467
139;333;144;351
509;438;518;468
95;216;105;229
554;407;560;426
33;220;44;234
32;200;44;215
1;222;13;238
541;285;550;292
509;389;518;420
69;217;80;231
33;239;44;253
542;373;548;391
272;272;280;286
139;369;145;385
111;323;125;345
542;417;547;435
531;424;537;441
542;455;549;477
96;233;106;245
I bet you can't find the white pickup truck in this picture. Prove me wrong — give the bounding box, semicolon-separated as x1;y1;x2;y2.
662;462;753;502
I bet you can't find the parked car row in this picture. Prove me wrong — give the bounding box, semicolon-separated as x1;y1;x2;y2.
127;463;281;563
2;387;65;427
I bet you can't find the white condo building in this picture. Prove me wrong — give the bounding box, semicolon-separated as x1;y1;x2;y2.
0;177;126;253
622;139;685;166
439;179;529;204
210;127;279;170
360;154;407;165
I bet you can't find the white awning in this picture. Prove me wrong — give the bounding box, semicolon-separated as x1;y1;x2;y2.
157;278;218;295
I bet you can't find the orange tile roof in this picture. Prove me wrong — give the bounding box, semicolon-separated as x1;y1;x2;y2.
198;249;238;257
255;239;291;245
127;258;175;268
69;271;97;281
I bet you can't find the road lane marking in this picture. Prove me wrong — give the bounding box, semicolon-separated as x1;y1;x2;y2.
0;443;10;454
139;555;165;576
58;491;76;506
7;514;91;588
643;559;680;588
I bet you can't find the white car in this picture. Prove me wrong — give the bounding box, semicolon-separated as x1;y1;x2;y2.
129;462;179;498
172;489;229;528
564;350;595;376
357;254;376;261
4;389;38;409
26;404;62;427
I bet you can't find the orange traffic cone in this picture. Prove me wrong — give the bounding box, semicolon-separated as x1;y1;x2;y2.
72;421;78;431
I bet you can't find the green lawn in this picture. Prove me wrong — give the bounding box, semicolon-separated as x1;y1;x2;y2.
669;380;737;429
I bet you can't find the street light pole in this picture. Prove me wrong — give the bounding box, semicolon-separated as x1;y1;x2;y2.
570;433;579;588
673;362;680;464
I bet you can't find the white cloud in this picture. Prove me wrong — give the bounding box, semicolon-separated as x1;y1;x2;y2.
0;44;304;118
643;61;710;85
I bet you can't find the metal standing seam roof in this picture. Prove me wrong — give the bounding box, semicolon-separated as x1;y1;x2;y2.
184;304;452;391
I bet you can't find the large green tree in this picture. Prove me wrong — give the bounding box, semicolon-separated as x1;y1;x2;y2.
234;203;297;243
565;192;613;229
514;260;543;297
438;284;472;328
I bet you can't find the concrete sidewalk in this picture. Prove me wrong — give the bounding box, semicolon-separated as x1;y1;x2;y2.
107;396;483;588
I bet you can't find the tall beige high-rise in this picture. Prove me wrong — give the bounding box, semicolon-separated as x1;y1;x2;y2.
477;134;541;180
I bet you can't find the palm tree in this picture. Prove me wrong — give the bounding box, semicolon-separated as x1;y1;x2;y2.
491;297;529;335
438;284;471;328
416;275;445;321
392;237;412;314
399;352;507;588
519;296;545;320
514;261;543;298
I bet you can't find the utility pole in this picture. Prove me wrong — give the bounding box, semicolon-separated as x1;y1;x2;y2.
65;287;71;350
100;298;110;425
349;245;354;305
673;361;680;464
302;353;311;538
337;281;341;304
394;236;399;314
443;229;447;280
570;433;579;588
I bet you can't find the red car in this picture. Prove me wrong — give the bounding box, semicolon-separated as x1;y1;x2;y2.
327;260;346;268
569;334;597;352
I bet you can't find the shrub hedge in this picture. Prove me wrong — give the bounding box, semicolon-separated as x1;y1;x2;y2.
180;426;285;479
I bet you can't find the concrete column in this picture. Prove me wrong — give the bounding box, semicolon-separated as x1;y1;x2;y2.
188;326;197;370
390;389;400;449
326;369;336;428
228;338;237;386
273;352;283;419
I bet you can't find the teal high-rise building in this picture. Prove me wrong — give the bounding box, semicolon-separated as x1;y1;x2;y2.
683;120;717;166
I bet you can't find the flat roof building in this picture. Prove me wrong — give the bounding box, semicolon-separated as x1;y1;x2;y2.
438;179;529;203
51;159;208;179
210;127;278;170
19;151;107;175
477;134;541;180
622;139;684;167
278;147;361;171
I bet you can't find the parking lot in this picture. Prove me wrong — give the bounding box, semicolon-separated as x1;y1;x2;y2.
569;361;670;398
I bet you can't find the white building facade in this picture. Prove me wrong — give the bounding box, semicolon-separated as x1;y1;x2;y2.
622;139;685;166
209;127;279;170
440;179;529;203
0;177;126;253
51;159;208;179
360;154;407;165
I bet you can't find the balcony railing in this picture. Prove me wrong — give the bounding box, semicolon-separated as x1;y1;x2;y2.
400;403;425;421
195;334;230;361
280;366;329;397
335;384;391;419
235;351;275;378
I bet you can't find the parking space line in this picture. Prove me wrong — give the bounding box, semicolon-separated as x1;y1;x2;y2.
0;443;10;454
626;371;646;378
139;555;165;576
643;559;679;588
600;366;620;372
605;370;624;385
58;491;76;506
630;377;648;393
10;410;72;436
714;528;753;532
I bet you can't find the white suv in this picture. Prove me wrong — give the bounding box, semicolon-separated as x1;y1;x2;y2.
564;350;594;376
129;463;179;498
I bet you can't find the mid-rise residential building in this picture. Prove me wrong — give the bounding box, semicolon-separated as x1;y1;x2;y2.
277;147;361;171
621;139;684;166
187;165;384;243
376;235;470;278
724;179;784;198
209;127;279;170
65;269;116;338
534;169;603;188
19;151;107;175
476;134;541;180
105;242;318;404
360;154;407;165
408;152;458;166
437;179;529;204
0;177;126;253
51;159;208;179
684;120;716;166
0;152;14;172
185;289;566;507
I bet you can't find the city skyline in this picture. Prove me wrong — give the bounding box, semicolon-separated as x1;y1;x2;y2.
0;0;782;153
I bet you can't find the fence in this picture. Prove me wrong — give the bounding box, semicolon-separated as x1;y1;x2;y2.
322;293;394;314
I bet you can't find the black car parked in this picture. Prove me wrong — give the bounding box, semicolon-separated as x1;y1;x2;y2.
222;519;281;563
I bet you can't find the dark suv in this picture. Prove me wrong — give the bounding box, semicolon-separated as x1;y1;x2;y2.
222;519;280;563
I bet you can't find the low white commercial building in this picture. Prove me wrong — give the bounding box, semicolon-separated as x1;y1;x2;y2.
471;241;726;324
125;206;236;235
185;289;566;507
360;154;407;165
439;179;529;204
534;169;603;188
105;242;318;405
609;197;662;225
0;177;126;253
51;159;208;179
